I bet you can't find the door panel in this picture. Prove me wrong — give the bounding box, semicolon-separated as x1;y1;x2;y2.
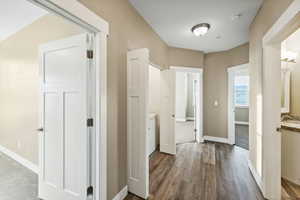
39;34;90;200
127;48;149;199
160;69;176;155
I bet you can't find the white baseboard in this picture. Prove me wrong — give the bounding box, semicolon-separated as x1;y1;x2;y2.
203;136;230;144
112;185;128;200
0;144;39;174
248;159;264;194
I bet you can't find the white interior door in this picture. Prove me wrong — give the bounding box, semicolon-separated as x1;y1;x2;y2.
194;75;203;143
127;48;149;199
39;34;91;200
160;69;176;155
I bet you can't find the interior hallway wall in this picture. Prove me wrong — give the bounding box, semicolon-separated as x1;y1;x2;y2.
77;0;205;198
203;43;249;139
0;14;84;165
249;0;294;179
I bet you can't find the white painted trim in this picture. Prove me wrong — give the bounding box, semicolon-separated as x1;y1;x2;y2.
186;117;195;121
150;62;163;71
112;186;128;200
227;64;250;145
0;145;39;174
263;0;300;45
248;159;264;194
170;66;203;73
203;136;230;144
235;121;249;126
175;118;187;122
260;1;300;199
170;66;204;144
26;1;109;200
27;0;109;35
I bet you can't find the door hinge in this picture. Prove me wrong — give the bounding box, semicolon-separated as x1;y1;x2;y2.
87;118;94;127
87;50;93;59
87;186;93;197
194;129;197;132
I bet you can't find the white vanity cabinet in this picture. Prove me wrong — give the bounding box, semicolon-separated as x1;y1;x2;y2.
148;113;157;156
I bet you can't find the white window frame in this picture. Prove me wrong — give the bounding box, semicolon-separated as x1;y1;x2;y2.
234;75;250;107
227;64;249;145
26;1;109;200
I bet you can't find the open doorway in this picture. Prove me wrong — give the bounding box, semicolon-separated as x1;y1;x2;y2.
174;70;202;144
0;1;108;200
228;64;250;149
280;28;300;200
160;66;203;154
261;1;300;199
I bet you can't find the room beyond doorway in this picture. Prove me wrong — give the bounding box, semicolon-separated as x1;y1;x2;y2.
172;67;203;145
228;64;250;150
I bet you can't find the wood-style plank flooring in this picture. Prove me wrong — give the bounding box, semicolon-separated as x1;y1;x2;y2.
282;178;300;199
125;142;265;200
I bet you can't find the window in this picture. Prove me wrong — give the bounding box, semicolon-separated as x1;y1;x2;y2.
234;76;249;107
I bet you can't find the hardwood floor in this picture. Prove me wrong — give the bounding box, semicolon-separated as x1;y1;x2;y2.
125;142;265;200
282;178;300;199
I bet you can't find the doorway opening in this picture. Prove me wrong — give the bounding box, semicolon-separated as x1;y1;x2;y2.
280;27;300;200
228;64;250;149
261;1;300;199
0;1;108;200
174;69;202;144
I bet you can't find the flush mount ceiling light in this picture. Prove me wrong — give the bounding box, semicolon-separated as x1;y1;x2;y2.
191;23;211;36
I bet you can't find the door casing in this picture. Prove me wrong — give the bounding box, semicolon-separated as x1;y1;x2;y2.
26;0;109;199
227;64;249;145
170;66;204;144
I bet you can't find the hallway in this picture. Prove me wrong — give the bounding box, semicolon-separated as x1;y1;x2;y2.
125;142;264;200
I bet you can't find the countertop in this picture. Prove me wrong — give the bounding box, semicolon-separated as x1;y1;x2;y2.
281;120;300;132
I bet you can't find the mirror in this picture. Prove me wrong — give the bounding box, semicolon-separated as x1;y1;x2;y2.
281;65;291;113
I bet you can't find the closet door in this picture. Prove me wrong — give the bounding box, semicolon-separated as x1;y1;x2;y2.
160;69;176;155
127;48;149;199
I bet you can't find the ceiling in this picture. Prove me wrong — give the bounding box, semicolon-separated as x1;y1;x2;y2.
0;0;47;41
129;0;263;53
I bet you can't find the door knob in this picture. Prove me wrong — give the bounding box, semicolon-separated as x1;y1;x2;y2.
172;114;175;118
276;127;282;132
37;128;44;132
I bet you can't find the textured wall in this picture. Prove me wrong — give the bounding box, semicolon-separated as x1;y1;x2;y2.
0;14;84;164
203;43;249;138
76;0;205;198
249;0;294;177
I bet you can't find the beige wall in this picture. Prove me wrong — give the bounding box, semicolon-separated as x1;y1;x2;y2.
249;0;294;176
203;43;249;138
0;1;249;199
168;47;204;67
0;14;84;164
76;0;205;198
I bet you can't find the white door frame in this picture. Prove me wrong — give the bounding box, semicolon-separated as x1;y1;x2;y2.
170;66;204;143
260;0;300;199
227;64;249;145
26;1;109;200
